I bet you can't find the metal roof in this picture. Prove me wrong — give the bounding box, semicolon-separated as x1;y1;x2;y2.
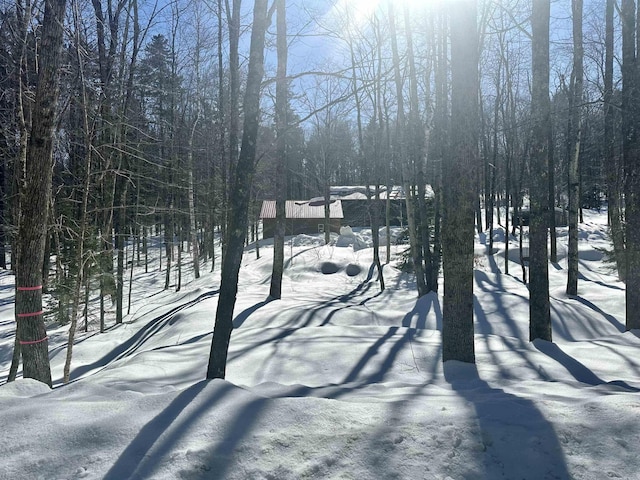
260;200;344;219
329;185;433;200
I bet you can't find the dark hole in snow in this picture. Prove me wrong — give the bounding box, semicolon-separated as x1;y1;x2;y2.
346;263;362;276
320;262;340;274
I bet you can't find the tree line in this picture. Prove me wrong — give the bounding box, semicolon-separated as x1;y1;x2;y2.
1;0;638;385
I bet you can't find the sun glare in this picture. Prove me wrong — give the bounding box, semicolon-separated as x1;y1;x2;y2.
328;0;435;33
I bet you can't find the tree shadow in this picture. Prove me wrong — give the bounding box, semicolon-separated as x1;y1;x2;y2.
473;295;549;382
533;340;639;391
573;296;625;332
232;299;272;328
590;339;640;376
474;271;529;341
249;326;437;402
103;379;272;480
444;361;572;479
103;380;215;479
401;292;442;330
341;327;414;385
64;290;219;384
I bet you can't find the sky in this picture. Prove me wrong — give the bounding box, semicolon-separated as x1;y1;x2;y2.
1;207;639;479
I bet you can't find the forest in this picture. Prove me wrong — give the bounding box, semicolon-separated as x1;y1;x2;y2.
2;1;640;478
0;0;638;387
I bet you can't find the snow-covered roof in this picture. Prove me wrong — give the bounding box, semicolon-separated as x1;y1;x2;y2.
260;200;344;219
329;185;434;200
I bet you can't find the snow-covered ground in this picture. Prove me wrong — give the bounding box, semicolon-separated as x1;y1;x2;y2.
1;210;638;480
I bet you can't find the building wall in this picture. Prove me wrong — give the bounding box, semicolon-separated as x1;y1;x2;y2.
340;199;407;227
262;218;341;239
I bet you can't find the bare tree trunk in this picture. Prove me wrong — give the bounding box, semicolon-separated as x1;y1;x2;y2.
430;7;447;291
63;0;95;383
207;0;270;379
567;0;583;296
404;4;434;293
7;334;21;382
213;0;225;273
488;57;501;255
388;2;427;297
549;109;557;263
374;18;392;266
605;0;625;281
324;183;331;244
529;0;552;342
187;6;204;281
442;0;478;363
188;113;201;280
16;0;68;386
622;0;640;330
221;0;242;249
176;227;182;292
7;0;33;380
269;0;287;300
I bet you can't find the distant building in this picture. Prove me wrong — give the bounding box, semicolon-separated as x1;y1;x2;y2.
260;186;434;238
512;207;568;228
260;200;344;239
329;185;434;228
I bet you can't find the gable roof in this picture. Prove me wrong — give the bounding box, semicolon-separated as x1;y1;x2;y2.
260;200;344;219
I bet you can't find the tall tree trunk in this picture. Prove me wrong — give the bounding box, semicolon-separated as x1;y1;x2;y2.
16;0;68;386
567;0;583;296
7;0;33;380
323;181;331;245
605;0;626;281
188;113;201;280
64;1;95;383
622;0;640;330
405;4;432;292
488;57;501;256
222;0;242;249
529;0;552;342
388;2;427;297
213;0;224;273
430;6;447;291
442;0;478;363
269;0;287;300
549;109;557;263
207;0;269;379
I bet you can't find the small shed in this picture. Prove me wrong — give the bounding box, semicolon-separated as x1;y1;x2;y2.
260;200;344;239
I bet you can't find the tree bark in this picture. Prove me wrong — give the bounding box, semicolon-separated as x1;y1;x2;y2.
269;0;287;300
605;0;625;281
529;0;552;342
442;0;478;363
64;2;96;383
566;0;583;296
622;0;640;330
207;0;269;379
16;0;68;386
388;2;427;297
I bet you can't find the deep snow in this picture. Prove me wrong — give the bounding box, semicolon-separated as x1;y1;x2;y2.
1;209;639;480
